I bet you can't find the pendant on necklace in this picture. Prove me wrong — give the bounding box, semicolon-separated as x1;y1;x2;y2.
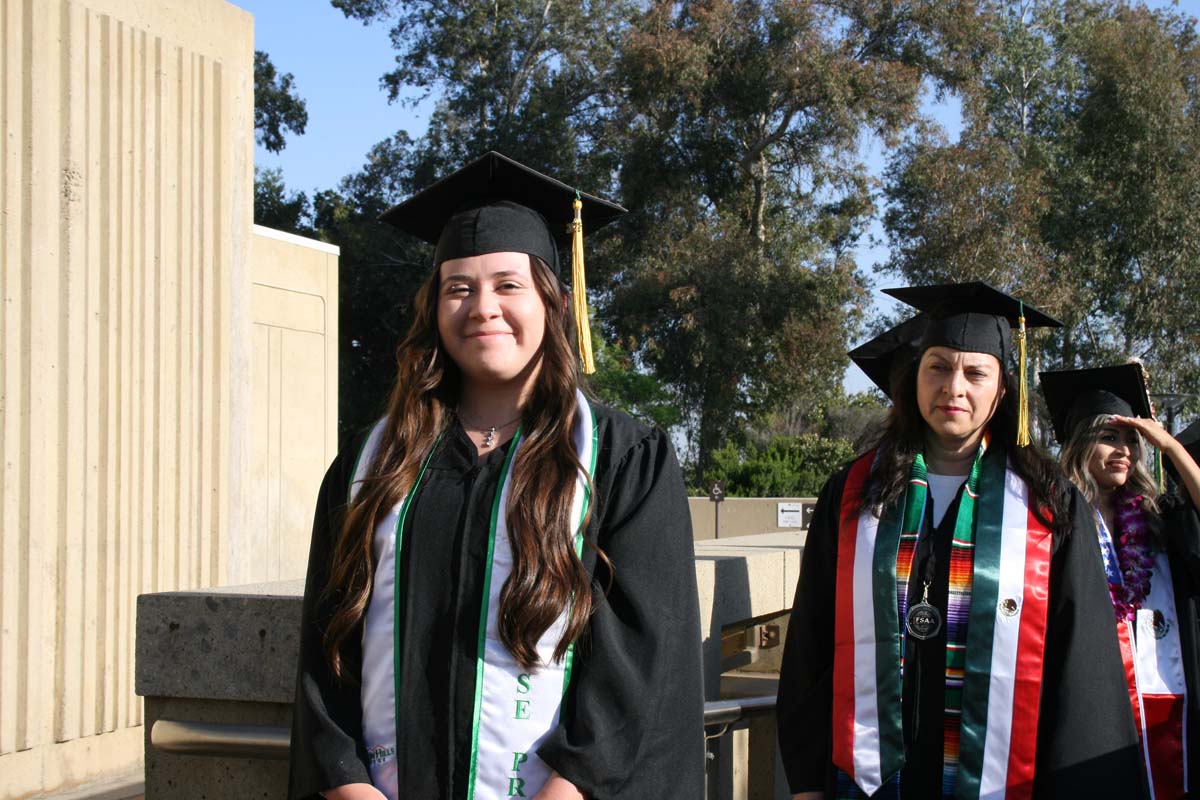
906;580;942;641
484;426;496;447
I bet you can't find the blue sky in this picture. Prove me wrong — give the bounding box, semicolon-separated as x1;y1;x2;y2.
234;0;1193;394
236;0;429;193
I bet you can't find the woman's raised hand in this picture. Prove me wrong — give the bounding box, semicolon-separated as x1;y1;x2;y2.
1111;414;1200;509
1109;414;1177;452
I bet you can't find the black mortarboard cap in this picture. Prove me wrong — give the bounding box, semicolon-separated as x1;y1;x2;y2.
378;151;626;275
1166;418;1200;485
1038;363;1153;444
882;281;1062;365
848;314;930;399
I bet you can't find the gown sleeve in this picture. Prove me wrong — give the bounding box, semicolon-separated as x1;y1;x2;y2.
536;427;706;800
775;468;846;794
288;446;374;800
1159;491;1200;588
1033;486;1146;799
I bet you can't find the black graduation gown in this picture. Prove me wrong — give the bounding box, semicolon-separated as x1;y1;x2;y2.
288;403;705;800
776;449;1146;799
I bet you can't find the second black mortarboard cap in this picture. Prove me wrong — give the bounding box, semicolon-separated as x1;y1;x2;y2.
1165;418;1200;485
882;281;1062;365
378;151;626;275
1039;363;1153;444
884;281;1063;446
848;314;930;399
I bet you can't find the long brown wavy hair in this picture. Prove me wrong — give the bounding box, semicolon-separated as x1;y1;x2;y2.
322;255;602;678
865;353;1071;537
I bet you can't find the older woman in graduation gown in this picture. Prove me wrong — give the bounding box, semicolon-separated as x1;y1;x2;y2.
776;285;1145;800
1042;363;1200;799
287;153;705;800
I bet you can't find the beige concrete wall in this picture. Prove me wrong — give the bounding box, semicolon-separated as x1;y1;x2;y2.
242;226;339;585
0;0;254;795
689;497;817;540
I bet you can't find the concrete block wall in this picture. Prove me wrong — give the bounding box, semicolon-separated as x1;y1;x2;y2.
136;536;808;800
689;497;817;540
243;226;339;585
0;0;254;795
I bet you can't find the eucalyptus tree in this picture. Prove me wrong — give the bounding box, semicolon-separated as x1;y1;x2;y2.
605;0;980;472
884;0;1200;402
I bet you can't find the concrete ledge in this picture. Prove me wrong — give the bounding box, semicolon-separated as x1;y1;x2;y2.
135;539;803;799
694;532;803;696
135;581;304;704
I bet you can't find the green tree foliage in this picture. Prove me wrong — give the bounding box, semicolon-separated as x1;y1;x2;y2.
253;50;309;153
587;337;683;430
253;52;310;232
254;167;312;233
704;433;856;496
884;0;1200;403
316;0;985;460
310;136;435;437
605;0;981;472
324;0;639;435
331;0;632;187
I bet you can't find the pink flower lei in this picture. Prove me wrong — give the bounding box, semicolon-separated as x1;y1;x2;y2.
1109;492;1155;621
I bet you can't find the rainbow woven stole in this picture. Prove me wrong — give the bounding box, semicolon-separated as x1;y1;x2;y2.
830;447;1053;800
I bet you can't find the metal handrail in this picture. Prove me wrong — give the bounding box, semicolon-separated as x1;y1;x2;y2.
150;695;777;760
702;694;775;740
702;694;775;726
151;719;291;760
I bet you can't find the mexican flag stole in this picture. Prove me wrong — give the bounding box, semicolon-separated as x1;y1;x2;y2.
1096;514;1189;800
831;446;1053;799
353;390;598;800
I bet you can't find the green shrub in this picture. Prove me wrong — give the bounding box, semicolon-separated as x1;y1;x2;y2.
702;434;856;497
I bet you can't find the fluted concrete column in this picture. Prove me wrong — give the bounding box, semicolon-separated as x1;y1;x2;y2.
0;0;253;794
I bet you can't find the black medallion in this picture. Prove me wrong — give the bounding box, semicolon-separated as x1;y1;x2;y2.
906;601;943;640
906;581;942;640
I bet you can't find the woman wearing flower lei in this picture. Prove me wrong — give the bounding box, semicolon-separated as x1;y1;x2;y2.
1043;362;1200;800
777;284;1144;800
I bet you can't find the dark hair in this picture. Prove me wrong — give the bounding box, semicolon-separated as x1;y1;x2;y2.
865;353;1070;537
321;255;606;677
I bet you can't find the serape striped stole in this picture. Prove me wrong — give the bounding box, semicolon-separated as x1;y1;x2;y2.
831;447;1053;799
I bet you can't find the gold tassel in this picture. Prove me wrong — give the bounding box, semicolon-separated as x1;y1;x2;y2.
1016;302;1031;447
571;195;596;374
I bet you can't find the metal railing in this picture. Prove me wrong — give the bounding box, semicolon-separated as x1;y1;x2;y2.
151;720;291;760
701;694;775;739
149;695;777;760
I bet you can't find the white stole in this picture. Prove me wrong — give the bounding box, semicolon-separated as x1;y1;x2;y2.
355;391;596;800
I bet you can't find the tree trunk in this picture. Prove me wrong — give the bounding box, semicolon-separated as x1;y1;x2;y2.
750;149;768;251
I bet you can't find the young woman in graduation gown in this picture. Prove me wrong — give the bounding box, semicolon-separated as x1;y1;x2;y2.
776;284;1146;800
1042;363;1200;799
287;153;705;800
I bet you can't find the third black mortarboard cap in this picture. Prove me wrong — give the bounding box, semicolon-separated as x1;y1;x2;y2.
1038;363;1153;444
1166;418;1200;484
848;314;930;399
882;281;1062;365
378;151;626;275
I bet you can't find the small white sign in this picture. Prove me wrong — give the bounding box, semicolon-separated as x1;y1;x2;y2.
777;502;805;528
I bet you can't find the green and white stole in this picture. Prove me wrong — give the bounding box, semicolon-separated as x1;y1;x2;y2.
354;390;598;800
830;444;1053;800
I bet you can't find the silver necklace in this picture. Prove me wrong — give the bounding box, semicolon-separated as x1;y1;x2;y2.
457;409;522;447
